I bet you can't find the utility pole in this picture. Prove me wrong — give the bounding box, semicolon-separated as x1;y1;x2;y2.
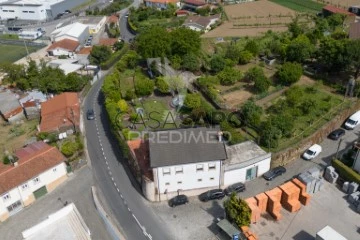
335;138;343;160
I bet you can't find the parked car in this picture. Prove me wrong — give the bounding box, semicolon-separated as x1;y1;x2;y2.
168;195;188;207
64;10;71;14
263;166;286;181
344;110;360;130
302;144;322;160
224;182;245;196
328;128;345;140
89;35;93;39
199;189;225;202
86;109;95;120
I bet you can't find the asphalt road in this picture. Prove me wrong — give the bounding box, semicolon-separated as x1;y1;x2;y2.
84;76;172;240
118;0;140;42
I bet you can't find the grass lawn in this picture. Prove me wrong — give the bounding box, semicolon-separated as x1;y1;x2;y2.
269;0;324;13
0;34;19;40
0;44;41;63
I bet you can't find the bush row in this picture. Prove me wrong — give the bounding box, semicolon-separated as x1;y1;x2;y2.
332;159;360;184
100;44;130;70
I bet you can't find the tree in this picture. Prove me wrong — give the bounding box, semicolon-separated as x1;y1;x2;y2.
288;17;303;38
238;51;253;64
125;89;136;100
244;40;259;56
260;120;282;148
240;100;263;127
89;45;112;65
184;93;201;109
225;45;241;63
224;193;251;227
317;37;351;72
135;77;154;96
136;26;171;58
286;35;314;63
217;67;242;86
166;75;185;94
348;40;360;78
245;67;270;93
277;62;303;86
182;53;199;72
170;55;182;70
327;13;345;30
300;99;316;115
285;86;303;106
210;54;226;73
170;28;201;57
117;99;129;113
155;76;170;94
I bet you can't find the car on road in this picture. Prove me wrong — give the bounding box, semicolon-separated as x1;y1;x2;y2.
64;10;71;14
224;182;245;196
345;110;360;130
302;144;322;160
199;189;225;202
328;128;345;140
87;109;95;120
263;166;286;181
169;195;188;207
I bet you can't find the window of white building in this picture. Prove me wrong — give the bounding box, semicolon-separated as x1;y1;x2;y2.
210;177;214;181
2;193;10;201
197;178;202;182
177;181;182;184
33;177;40;184
196;164;204;171
53;167;57;172
22;183;29;190
208;163;216;170
162;168;171;176
165;182;170;186
175;166;183;174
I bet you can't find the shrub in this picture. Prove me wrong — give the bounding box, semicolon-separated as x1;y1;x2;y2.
135;77;154;96
218;67;242;86
155;77;170;94
246;67;270;93
277;62;303;86
332;159;360;184
224;193;251;227
238;50;253;64
184;93;202;109
3;155;10;165
117;99;129;113
61;140;78;157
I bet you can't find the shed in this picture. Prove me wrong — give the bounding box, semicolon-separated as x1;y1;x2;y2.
316;225;347;240
216;219;246;240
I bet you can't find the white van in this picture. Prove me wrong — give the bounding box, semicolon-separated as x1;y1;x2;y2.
344;110;360;130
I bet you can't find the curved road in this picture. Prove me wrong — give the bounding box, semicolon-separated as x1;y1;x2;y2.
84;76;172;240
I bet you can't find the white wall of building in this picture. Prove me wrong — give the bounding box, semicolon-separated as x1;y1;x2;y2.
0;5;48;21
223;157;271;186
0;162;67;216
49;48;72;56
154;160;221;194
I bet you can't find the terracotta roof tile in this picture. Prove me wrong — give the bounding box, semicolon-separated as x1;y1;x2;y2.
77;47;92;55
98;38;118;46
47;39;79;52
183;0;206;6
323;5;355;16
145;0;178;4
127;139;153;180
107;15;119;24
40;92;80;133
0;142;66;195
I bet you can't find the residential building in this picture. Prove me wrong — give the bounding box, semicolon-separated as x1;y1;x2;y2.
175;9;189;17
50;22;89;43
39;92;80;133
0;141;68;222
0;0;87;21
19;90;47;120
22;203;91;240
47;59;84;75
144;0;180;9
183;14;220;32
322;5;355;17
182;0;206;10
47;39;80;57
0;90;25;123
223;141;271;186
107;14;119;26
77;16;107;34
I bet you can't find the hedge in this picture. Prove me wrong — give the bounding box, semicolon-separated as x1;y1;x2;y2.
332;159;360;184
100;44;129;70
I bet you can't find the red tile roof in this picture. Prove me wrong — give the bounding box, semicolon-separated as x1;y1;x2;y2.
145;0;178;3
77;47;92;55
98;38;118;46
176;10;189;15
22;101;37;108
184;0;206;6
127;139;153;180
40;92;80;133
107;14;119;24
323;5;355;16
0;141;66;195
3;106;23;119
47;39;80;52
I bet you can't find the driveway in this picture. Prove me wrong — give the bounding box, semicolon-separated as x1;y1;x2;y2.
0;166;112;240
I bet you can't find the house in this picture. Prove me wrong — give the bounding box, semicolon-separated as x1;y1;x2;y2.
47;39;80;57
22;203;91;240
39;92;80;134
0;141;68;222
223;141;271;186
47;59;84;75
19;90;47;120
77;16;107;34
148;127;227;201
50;22;89;43
144;0;180;9
349;22;360;40
146;57;177;78
322;5;356;17
107;14;119;26
0;90;25;123
175;9;189;17
183;14;220;32
182;0;206;11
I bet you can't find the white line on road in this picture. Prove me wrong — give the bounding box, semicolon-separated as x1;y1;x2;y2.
120;194;123;198
107;166;110;170
114;182;117;187
111;177;114;181
127;207;131;211
105;161;108;165
101;147;104;152
104;156;106;160
132;214;152;239
117;188;120;192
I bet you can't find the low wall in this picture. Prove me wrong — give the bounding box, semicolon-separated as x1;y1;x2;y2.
271;100;360;167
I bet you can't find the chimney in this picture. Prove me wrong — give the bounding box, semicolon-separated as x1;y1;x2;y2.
217;131;223;142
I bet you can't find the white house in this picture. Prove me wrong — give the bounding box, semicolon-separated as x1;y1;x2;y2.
50;22;89;43
77;16;107;34
183;14;220;32
47;39;79;57
0;141;68;222
144;0;180;9
223;141;271;186
148;127;227;201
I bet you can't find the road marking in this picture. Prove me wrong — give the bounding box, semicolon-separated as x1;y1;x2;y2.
117;188;120;192
111;177;114;182
107;166;110;170
105;161;108;165
104;156;106;160
100;143;102;147
101;147;104;152
132;214;152;239
120;194;123;198
127;207;131;211
114;182;117;187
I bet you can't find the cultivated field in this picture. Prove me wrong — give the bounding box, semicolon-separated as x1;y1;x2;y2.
269;0;324;13
0;44;41;64
316;0;360;9
204;1;295;38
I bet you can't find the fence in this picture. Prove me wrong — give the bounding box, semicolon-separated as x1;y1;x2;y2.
0;39;46;47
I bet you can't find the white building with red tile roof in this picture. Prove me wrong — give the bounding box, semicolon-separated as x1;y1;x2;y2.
0;141;68;222
47;39;80;57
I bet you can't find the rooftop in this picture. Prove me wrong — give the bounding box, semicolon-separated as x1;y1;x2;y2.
183;0;206;6
47;39;79;52
149;127;227;168
57;63;83;75
51;22;88;39
77;16;106;25
0;141;66;195
107;14;119;24
98;38;118;46
22;203;91;240
19;90;47;106
323;5;356;16
127;139;153;180
0;0;65;6
145;0;179;3
0;90;22;116
184;14;220;28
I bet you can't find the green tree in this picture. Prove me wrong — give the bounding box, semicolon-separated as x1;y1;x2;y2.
285;86;303;106
224;193;251;227
217;67;242;86
260;120;282;148
210;54;226;73
240;100;263;127
125;89;136;100
170;28;201;57
317;37;351;72
61;140;78;157
170;55;182;70
135;77;154;96
245;67;270;93
117;99;129;113
288;17;303;38
89;45;112;65
136;26;171;58
286;35;314;63
348;40;360;78
327;13;345;30
155;76;170;94
225;45;241;63
182;53;200;71
244;40;259;56
277;62;303;86
184;93;202;109
238;50;253;64
166;76;185;94
300;99;316;115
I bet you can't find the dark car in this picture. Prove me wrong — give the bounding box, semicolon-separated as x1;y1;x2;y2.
199;189;225;202
263;166;286;181
169;194;188;207
328;128;345;140
64;10;71;14
224;182;245;196
87;109;95;120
